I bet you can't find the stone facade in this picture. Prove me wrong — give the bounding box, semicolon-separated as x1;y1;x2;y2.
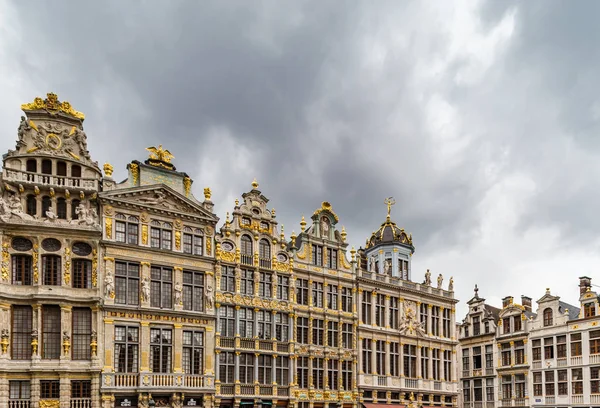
0;94;462;408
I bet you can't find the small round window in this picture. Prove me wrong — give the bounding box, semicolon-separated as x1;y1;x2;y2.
221;242;234;252
41;238;62;252
11;237;33;252
252;208;260;215
72;242;93;256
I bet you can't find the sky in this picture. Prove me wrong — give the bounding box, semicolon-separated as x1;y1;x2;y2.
1;0;599;318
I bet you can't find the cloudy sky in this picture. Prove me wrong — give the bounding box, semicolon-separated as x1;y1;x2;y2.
1;0;598;317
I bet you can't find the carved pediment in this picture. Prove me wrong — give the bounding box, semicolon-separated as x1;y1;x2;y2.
100;185;218;222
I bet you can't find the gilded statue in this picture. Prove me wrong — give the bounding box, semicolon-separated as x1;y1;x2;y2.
146;145;174;163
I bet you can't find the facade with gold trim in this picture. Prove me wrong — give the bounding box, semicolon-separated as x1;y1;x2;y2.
98;149;219;407
0;94;104;407
356;204;459;407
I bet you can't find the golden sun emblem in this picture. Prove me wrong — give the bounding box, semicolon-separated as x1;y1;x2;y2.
146;145;174;163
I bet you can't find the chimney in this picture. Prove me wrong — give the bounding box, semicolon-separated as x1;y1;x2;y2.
502;296;514;308
579;276;592;295
521;296;532;312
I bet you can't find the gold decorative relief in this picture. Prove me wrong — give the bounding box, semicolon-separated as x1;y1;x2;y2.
105;217;112;239
39;401;61;408
63;248;71;285
130;163;139;185
183;177;191;196
142;224;148;245
21;92;85;120
92;249;98;287
175;231;181;250
32;243;39;283
296;243;308;260
1;240;9;281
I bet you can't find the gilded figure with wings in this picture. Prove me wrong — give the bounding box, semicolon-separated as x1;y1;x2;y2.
146;145;174;163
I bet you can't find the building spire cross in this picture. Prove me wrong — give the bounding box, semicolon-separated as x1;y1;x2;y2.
384;196;396;220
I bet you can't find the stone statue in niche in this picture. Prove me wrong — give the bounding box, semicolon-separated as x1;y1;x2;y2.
141;278;151;303
104;272;114;299
321;216;330;238
424;269;432;286
205;284;214;310
437;273;443;289
45;207;58;222
174;282;183;306
71;201;99;227
384;259;392;275
369;257;376;272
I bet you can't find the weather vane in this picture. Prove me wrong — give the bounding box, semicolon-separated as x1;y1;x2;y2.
384;197;396;219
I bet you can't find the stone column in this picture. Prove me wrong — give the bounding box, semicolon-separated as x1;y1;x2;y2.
235;306;241;337
91;373;101;408
60;373;70;408
428;347;434;380
416;346;422;379
440;307;445;337
427;305;432;336
385;341;391;376
205;327;215;378
371;339;377;375
272;354;277;385
308;280;314;307
234;351;240;382
60;305;72;363
384;295;390;329
215;350;221;382
352;288;357;315
371;292;376;326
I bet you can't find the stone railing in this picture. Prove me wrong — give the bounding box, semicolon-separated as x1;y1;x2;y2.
70;398;92;408
218;336;290;353
101;372;212;391
3;169;99;191
217;383;289;398
8;400;31;408
358;270;453;297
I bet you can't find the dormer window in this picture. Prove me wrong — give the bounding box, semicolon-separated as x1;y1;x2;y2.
503;318;511;334
513;315;522;332
543;308;553;327
584;302;596;318
484;321;490;334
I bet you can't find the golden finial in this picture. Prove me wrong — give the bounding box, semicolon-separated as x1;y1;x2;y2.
280;224;285;239
291;231;297;247
103;163;114;177
235;198;239;206
146;145;174;163
350;246;356;261
384;197;396;220
251;178;259;189
300;215;306;232
226;212;230;223
341;226;347;242
203;187;212;201
79;191;85;200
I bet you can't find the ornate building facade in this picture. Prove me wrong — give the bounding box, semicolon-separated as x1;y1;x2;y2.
356;203;459;407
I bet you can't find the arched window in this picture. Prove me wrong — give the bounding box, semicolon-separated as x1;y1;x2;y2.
57;161;67;176
26;195;36;217
72;165;81;187
182;227;203;255
259;239;271;269
41;159;52;175
26;159;37;173
543;308;553;327
41;196;51;217
240;235;253;265
71;199;81;220
57;198;67;219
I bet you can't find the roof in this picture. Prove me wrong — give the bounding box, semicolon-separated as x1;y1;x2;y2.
559;301;580;320
365;215;414;252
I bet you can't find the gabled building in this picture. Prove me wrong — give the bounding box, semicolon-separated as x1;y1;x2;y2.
98;148;219;407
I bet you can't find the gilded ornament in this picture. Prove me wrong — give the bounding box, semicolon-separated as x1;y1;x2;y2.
49;188;55;198
103;163;114;177
142;224;148;245
175;231;181;250
105;217;113;239
140;211;149;223
313;201;340;222
1;241;9;281
32;243;39;283
63;248;71;285
146;145;174;163
130;163;139;185
183;176;192;196
91;249;98;287
296;243;308;260
206;237;212;254
251;178;259;189
204;187;212;200
0;329;9;353
39;400;61;408
21;92;85;120
300;215;306;232
103;205;114;216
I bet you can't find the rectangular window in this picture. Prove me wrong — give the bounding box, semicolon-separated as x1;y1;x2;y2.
150;328;172;373
501;343;511;366
403;344;417;378
12;306;32;360
259;272;272;298
431;306;440;336
276;356;290;386
275;313;289;342
296;279;309;305
240;269;254;295
313;357;324;389
473;346;482;369
219;306;235;337
473;316;481;336
40;380;60;399
375;294;385;327
503;317;511;334
72;308;91;360
571;368;583;395
72;259;92;289
327;321;338;348
501;376;512;399
463;381;471;402
557;369;568;395
389;297;399;329
422;347;430;379
362;339;372;374
362;291;372;324
532;339;541;361
486;378;494;401
591;330;600;354
585;302;596;318
420;303;428;334
297;356;309;388
258;354;272;384
341;287;352;312
312;245;323;266
183;270;204;312
327;285;338;310
432;348;441;380
183;233;203;255
257;310;272;340
239;307;254;338
327;248;338;269
239;353;254;383
219;351;234;383
514;341;525;365
375;340;385;375
42;255;61;286
327;359;338;390
442;308;451;337
297;317;309;344
71;380;91;399
115;326;139;373
444;350;452;381
341;322;353;349
42;305;61;359
9;380;31;401
513;315;522;332
115;261;140;305
544;337;554;359
591;366;600;394
220;266;235;292
556;335;567;358
545;371;555;395
150;266;173;309
514;374;525;398
116;220;127;243
485;345;493;369
533;372;542;396
12;255;32;285
312;319;324;346
161;229;172;250
390;342;399;377
312;282;323;307
277;275;289;300
570;333;582;356
474;379;483;401
151;227;161;248
183;331;203;375
341;360;352;390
